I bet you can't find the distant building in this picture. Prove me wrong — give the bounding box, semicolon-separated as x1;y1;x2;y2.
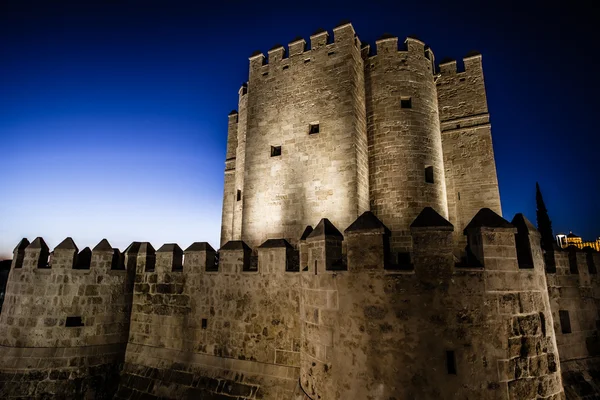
556;232;600;251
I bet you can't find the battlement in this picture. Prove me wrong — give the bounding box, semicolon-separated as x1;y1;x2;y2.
248;23;435;78
361;34;434;60
438;51;482;75
248;22;357;70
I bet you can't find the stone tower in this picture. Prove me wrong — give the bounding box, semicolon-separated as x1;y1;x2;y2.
220;21;501;259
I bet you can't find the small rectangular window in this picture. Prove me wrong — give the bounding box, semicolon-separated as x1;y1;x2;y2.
425;166;434;184
401;97;412;109
236;190;242;201
66;316;84;327
241;85;248;95
202;318;208;329
271;146;281;157
559;310;572;334
446;351;457;374
309;123;320;135
282;65;289;70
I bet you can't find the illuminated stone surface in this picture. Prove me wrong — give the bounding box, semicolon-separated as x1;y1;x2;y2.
1;22;599;400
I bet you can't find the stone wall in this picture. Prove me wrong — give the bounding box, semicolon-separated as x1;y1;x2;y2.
364;36;448;256
220;22;501;265
2;209;600;399
115;240;301;399
0;237;133;399
298;209;564;400
546;248;600;398
437;55;503;252
220;111;239;247
223;22;372;249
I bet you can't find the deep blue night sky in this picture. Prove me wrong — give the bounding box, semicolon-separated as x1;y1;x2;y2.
0;0;598;259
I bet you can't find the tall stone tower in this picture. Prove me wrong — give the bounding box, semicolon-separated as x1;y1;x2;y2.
220;22;501;258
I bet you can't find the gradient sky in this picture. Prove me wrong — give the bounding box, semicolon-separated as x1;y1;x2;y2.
1;0;598;259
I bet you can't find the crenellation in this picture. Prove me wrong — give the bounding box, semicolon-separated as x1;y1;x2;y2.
11;238;29;269
2;21;597;400
374;35;398;54
0;237;134;398
183;242;216;273
23;237;50;269
156;243;183;272
267;45;285;64
309;29;328;49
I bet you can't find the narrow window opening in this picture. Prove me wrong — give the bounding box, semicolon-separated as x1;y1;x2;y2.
201;318;207;329
425;166;434;184
559;310;572;334
446;351;457;374
282;65;289;70
328;51;335;56
66;316;84;327
424;49;430;60
262;71;268;76
456;124;461;129
271;146;281;157
236;190;242;201
314;260;317;275
304;58;311;64
400;97;412;109
241;85;248;95
457;192;461;201
539;312;546;337
459;77;466;82
309;123;320;135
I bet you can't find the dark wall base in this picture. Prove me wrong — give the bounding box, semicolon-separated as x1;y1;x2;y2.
561;357;600;400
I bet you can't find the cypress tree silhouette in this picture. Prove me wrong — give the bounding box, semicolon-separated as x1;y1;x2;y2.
536;182;555;252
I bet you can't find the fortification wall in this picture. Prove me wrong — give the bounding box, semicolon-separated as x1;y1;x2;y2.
0;237;133;399
545;248;600;398
437;55;502;252
299;210;563;400
364;36;448;258
220;110;240;246
229;23;369;249
115;241;302;399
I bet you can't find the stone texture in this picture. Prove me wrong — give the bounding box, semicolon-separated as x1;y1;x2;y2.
2;21;598;400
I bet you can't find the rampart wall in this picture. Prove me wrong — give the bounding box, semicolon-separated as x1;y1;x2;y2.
115;241;302;399
2;208;600;399
546;248;600;398
298;209;564;400
0;237;133;399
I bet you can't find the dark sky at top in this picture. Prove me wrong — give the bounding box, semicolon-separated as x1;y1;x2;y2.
0;0;598;256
